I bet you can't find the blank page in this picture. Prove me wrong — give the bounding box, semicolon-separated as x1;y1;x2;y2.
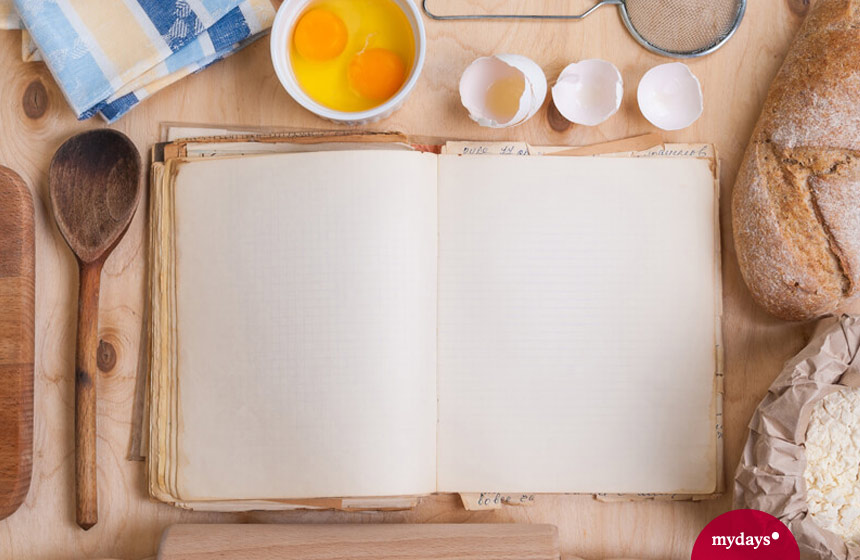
436;155;718;494
173;150;438;500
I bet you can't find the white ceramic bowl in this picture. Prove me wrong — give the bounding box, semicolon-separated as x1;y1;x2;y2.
270;0;426;125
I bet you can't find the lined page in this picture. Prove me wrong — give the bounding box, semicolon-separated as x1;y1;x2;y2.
436;155;717;494
173;150;438;500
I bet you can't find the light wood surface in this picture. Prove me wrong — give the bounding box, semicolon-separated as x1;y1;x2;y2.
0;166;34;523
0;0;855;559
156;523;560;560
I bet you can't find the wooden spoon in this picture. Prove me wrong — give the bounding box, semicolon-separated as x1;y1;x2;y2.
49;129;141;530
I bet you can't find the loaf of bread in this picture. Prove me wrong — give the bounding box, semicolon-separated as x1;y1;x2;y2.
732;0;860;320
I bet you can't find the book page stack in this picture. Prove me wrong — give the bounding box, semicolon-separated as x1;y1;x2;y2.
147;128;723;511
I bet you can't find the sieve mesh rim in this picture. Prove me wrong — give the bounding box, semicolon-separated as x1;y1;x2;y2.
619;0;747;58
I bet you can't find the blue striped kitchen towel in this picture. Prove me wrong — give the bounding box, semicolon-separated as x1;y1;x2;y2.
10;0;275;122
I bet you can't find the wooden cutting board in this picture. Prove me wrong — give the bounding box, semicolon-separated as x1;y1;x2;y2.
157;524;560;560
0;166;35;521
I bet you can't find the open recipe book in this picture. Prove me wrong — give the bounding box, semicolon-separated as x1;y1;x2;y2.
148;133;723;511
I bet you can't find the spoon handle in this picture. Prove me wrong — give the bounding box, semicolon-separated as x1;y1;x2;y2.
75;261;102;530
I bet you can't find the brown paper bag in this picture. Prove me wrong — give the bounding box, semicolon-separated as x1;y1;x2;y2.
735;315;860;560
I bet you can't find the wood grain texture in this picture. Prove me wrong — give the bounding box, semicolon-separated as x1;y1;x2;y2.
73;261;102;531
0;166;34;523
156;524;560;560
49;129;143;530
0;1;856;558
49;130;142;264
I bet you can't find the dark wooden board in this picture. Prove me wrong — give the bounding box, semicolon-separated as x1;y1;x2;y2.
0;166;35;521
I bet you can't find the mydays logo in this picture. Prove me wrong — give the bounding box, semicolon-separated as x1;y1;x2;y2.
710;531;780;550
692;510;798;560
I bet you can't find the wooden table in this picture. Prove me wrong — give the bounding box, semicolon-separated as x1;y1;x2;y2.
0;1;850;558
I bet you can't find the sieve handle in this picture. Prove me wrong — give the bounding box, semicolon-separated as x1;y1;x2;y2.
422;0;623;21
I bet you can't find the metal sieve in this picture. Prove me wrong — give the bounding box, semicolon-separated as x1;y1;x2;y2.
422;0;747;58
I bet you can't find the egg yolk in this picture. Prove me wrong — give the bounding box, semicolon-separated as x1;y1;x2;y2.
293;8;347;61
348;48;406;101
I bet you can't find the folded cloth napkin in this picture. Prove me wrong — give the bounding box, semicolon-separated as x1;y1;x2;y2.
6;0;275;122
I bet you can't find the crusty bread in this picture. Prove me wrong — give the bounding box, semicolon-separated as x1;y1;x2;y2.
732;0;860;320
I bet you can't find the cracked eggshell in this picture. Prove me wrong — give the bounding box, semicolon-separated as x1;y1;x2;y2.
459;54;547;128
637;62;703;131
551;59;623;126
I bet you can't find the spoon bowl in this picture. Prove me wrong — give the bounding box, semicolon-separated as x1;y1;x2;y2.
49;129;141;530
50;129;141;263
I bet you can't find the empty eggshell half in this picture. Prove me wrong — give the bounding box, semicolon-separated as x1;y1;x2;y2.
637;62;703;131
551;59;623;126
459;54;547;128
